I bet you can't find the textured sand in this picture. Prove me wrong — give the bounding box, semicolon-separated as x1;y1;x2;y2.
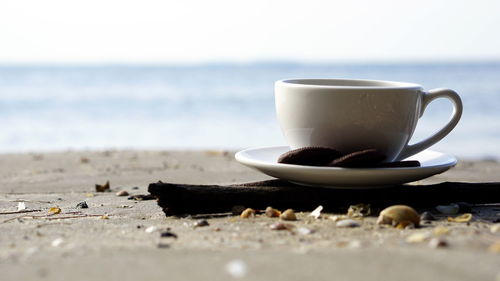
0;150;499;281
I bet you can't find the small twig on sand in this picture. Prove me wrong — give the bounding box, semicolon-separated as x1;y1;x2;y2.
189;212;234;219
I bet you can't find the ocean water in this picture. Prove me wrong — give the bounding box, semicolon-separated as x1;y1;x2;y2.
0;62;499;159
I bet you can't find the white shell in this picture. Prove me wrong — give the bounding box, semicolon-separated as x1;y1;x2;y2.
309;205;323;219
336;219;361;228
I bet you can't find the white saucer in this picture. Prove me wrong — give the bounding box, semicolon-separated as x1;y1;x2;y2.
235;146;457;189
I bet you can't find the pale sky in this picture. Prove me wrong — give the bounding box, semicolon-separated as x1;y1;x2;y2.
1;0;500;64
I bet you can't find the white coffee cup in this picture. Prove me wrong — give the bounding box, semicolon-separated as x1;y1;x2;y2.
275;78;463;162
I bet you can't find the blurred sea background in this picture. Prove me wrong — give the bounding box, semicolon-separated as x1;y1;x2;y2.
0;61;499;159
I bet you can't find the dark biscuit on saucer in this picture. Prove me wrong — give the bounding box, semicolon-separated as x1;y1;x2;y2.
277;146;342;166
329;148;386;167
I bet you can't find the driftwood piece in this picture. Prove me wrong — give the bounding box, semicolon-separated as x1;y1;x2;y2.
147;180;500;216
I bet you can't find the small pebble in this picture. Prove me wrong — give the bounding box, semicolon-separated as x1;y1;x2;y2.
132;186;139;190
490;224;500;233
420;211;436;221
95;181;110;192
270;222;294;231
145;226;158;233
280;209;297;221
76;201;88;209
428;237;448;248
240;208;256;218
329;215;348;222
194;219;209;227
347;203;371;218
336;219;361;228
265;207;281;218
296;227;314;235
51;238;64;247
160;230;178;239
377;205;420;228
116;190;129;196
48;207;61;215
435;203;459;215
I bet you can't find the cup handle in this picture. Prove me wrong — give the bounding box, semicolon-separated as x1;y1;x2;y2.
397;88;463;160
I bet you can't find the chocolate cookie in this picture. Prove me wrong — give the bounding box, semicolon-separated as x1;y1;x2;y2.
277;146;342;166
329;148;386;167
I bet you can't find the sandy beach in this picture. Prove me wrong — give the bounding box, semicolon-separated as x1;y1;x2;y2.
0;150;499;281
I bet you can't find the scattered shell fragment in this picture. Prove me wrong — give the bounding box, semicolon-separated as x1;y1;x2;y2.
194;219;209;227
85;193;94;198
488;242;500;253
377;205;420;228
225;259;247;278
116;190;129;197
329;215;349;222
336;219;361;228
270;222;294;231
51;238;64;247
309;205;323;219
428;237;448;248
265;207;281;218
280;209;297;221
420;211;436;221
405;232;431;243
145;226;158;233
347;203;371;218
17;202;26;211
100;214;109;219
296;227;315;235
95;181;110;192
434;226;451;236
435;203;459;215
76;201;88;209
490;224;500;233
447;213;473;223
240;208;256;218
48;207;61;215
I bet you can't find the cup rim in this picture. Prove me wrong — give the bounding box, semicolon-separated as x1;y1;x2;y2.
276;78;422;90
